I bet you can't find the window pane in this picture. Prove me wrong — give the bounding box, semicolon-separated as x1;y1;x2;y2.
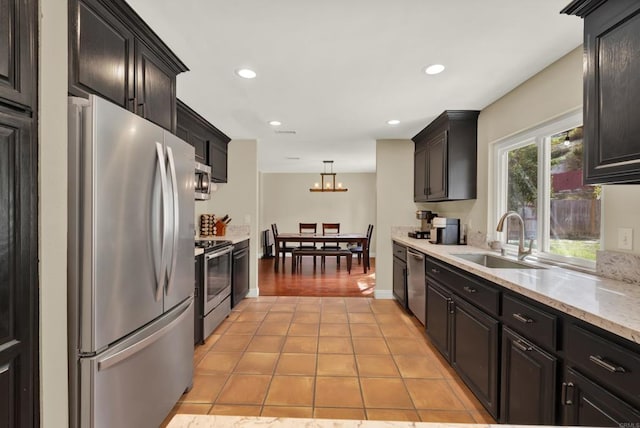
549;126;601;260
506;143;538;248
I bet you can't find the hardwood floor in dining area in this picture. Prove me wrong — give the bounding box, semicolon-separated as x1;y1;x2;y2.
258;256;376;297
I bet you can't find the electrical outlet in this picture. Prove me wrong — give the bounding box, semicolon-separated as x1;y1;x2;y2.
618;228;633;250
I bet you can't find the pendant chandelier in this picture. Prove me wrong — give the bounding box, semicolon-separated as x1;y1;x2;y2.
309;160;348;192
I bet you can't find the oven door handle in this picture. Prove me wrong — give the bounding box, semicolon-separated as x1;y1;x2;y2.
205;246;234;260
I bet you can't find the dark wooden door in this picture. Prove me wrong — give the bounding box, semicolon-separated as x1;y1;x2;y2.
0;0;35;109
413;144;427;201
69;0;135;109
562;367;640;426
451;295;499;419
209;140;228;183
392;257;407;309
135;40;176;132
501;327;557;425
0;107;37;428
426;130;447;200
425;282;452;362
582;0;640;183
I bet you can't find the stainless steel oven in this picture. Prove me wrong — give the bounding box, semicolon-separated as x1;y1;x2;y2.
195;162;212;200
202;241;233;339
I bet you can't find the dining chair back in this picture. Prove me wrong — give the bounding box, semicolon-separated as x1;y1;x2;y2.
271;223;295;269
350;224;374;271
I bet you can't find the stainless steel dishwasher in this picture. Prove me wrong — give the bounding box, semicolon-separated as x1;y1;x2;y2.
407;249;426;325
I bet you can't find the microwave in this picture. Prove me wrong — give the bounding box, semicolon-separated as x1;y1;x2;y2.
195;162;212;200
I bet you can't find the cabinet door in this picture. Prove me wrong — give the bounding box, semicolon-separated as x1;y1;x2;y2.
414;144;427;202
562;367;640;426
426;282;452;362
451;295;499;419
392;257;407;309
69;0;135;110
583;1;640;183
501;327;557;425
209;140;228;183
232;246;249;308
0;0;35;109
194;255;203;345
426;130;447;200
135;40;176;132
0;108;37;428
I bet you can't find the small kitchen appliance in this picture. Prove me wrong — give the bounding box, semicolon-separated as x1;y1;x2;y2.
429;217;460;245
408;210;437;239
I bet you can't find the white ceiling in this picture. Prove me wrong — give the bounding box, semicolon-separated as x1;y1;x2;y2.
126;0;582;173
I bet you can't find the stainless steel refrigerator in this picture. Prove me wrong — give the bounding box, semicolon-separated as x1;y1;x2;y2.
68;95;195;428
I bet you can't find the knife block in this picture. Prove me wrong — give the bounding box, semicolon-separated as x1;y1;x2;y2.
214;220;226;236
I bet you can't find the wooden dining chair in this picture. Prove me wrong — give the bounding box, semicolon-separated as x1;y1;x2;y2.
321;222;341;265
271;223;295;270
297;222;318;267
350;224;373;272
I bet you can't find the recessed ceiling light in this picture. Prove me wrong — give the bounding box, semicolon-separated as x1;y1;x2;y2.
424;64;445;75
387;119;400;126
235;68;257;79
269;120;282;126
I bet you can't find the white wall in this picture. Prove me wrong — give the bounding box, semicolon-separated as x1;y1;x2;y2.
375;140;416;298
259;172;377;254
195;140;260;293
39;0;69;426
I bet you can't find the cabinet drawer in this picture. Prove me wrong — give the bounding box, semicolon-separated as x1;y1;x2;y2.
393;243;406;262
566;324;640;408
426;257;500;316
503;294;557;351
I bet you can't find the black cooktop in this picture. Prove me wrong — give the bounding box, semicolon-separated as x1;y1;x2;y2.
195;240;233;251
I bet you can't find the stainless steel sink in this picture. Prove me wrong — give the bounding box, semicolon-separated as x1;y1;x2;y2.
454;253;544;269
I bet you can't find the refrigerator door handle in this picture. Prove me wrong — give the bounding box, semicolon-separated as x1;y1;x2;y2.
165;146;179;296
97;299;192;371
155;142;169;301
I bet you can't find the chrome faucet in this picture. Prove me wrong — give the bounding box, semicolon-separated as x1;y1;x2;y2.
496;211;533;261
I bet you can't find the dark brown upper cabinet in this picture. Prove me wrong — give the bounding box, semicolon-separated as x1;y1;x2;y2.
69;0;188;132
0;0;36;110
562;0;640;184
412;110;479;202
177;99;231;183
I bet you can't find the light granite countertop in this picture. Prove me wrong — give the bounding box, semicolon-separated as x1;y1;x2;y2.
168;415;540;428
392;235;640;345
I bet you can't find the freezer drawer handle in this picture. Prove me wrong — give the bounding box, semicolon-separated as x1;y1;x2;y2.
589;355;626;373
97;300;192;371
166;146;180;296
155;142;169;302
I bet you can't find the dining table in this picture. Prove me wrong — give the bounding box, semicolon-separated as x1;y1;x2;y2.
274;233;370;273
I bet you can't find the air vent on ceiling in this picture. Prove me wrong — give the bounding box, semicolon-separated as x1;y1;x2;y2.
275;130;297;134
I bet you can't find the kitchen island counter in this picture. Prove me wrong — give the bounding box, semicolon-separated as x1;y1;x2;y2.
392;235;640;345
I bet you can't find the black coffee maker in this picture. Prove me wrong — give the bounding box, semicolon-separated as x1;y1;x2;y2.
408;210;438;239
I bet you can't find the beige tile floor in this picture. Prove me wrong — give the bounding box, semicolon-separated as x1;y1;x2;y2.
162;296;496;425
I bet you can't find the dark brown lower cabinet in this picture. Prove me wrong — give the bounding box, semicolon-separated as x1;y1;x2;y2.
562;367;640;426
392;256;407;310
451;295;499;419
231;240;250;308
426;282;453;361
501;327;557;424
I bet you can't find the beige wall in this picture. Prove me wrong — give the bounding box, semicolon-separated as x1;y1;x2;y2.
429;45;640;256
195;140;260;294
39;0;69;426
259;172;377;255
375;140;416;298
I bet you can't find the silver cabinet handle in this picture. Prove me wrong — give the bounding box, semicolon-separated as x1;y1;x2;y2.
589;355;626;373
155;142;169;302
512;313;533;324
166;146;179;296
513;339;532;352
431;268;440;274
561;382;574;405
463;286;477;294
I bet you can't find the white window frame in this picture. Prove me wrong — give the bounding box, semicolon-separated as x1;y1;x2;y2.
489;108;600;270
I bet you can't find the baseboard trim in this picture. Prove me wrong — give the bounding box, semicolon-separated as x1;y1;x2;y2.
374;289;394;299
247;288;259;298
